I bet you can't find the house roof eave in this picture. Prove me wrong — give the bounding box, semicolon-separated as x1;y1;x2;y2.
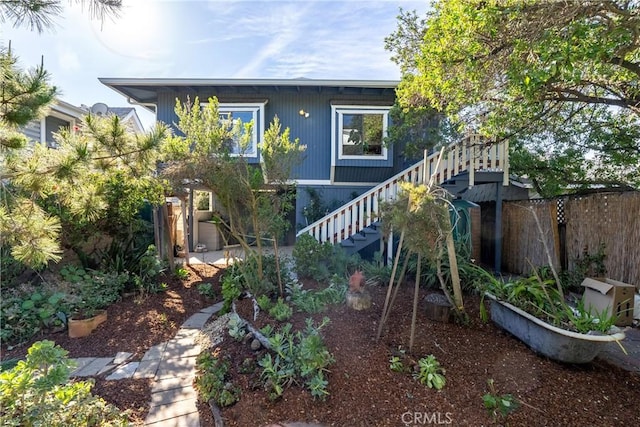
99;77;400;105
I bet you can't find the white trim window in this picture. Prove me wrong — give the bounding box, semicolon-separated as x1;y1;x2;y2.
41;113;77;148
218;103;265;157
332;105;390;160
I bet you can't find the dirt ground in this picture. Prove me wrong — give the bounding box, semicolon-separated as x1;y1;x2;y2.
3;263;639;427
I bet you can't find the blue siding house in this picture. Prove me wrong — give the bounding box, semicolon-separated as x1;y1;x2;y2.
100;79;411;226
101;78;509;260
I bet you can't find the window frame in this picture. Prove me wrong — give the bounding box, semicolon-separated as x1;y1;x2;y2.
41;112;76;148
332;105;390;161
217;102;266;158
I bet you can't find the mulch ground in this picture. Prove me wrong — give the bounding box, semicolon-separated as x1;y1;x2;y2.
2;264;640;427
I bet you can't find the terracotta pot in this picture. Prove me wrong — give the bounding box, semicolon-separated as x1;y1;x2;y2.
68;310;108;338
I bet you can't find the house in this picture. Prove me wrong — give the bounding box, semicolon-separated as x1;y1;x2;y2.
100;78;509;264
21;99;145;148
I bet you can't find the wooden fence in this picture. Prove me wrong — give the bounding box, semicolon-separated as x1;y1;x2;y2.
501;191;640;288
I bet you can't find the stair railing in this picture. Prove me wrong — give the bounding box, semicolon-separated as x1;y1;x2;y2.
296;135;509;245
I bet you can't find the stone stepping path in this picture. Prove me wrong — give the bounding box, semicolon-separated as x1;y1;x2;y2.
70;301;224;427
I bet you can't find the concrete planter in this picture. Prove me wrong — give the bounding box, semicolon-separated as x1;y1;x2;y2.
487;294;626;363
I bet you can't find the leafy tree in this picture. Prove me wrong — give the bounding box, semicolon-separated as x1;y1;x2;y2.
385;102;459;160
161;96;305;292
386;1;640;196
0;0;121;33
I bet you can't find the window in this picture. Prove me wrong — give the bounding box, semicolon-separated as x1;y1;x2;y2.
42;115;75;148
333;106;390;160
218;103;265;157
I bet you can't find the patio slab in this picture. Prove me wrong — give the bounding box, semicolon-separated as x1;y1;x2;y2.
151;376;195;393
106;361;139;380
163;339;201;358
72;357;113;377
142;342;168;362
181;312;211;329
133;359;161;379
145;411;200;427
150;386;198;407
144;398;198;425
200;302;224;314
155;356;197;379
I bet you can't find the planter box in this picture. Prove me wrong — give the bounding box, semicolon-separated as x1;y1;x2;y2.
487;294;625;364
68;310;108;338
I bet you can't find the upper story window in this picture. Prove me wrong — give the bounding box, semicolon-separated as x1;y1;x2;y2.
332;105;390;160
218;103;266;157
43;115;76;148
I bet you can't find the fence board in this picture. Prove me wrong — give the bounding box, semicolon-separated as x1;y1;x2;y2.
501;192;640;288
564;192;640;288
502;200;559;274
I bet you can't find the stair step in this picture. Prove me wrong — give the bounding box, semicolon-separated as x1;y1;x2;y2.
351;233;367;241
340;240;355;247
362;227;379;235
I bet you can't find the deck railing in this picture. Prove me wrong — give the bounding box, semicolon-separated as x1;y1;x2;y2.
296;135;509;244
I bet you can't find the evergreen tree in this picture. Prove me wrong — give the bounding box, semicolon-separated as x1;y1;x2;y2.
0;0;121;33
0;0;142;270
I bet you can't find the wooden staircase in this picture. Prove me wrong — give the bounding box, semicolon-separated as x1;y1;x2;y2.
296;135;509;252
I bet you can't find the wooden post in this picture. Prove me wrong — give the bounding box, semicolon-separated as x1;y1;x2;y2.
445;216;464;311
161;202;175;269
180;197;191;266
188;188;194;251
377;228;405;340
494;182;503;273
409;253;422;353
152;207;161;256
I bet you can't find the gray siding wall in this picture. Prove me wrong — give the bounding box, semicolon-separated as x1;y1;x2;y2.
22;119;41;144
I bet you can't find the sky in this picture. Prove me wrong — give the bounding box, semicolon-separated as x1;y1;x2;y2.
1;0;429;130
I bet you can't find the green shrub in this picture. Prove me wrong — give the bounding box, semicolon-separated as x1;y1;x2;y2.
227;313;247;341
292;234;333;280
195;351;240;408
258;317;334;400
174;266;189;280
135;245;167;294
196;191;210;210
414;355;446;390
483;379;519;420
0;285;68;345
268;298;293;321
197;282;216;299
0;246;27;287
256;294;272;311
66;269;128;318
361;251;392;285
389;356;405;372
287;276;347;313
221;270;243;313
0;340;130;426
